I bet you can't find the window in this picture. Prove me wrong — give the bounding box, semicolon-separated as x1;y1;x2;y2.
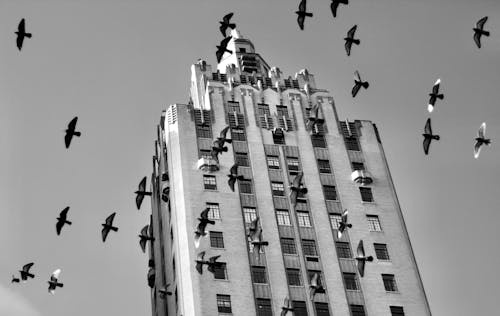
199;149;212;160
292;301;308;316
390;306;405;316
276;209;291;226
329;213;342;229
235;152;249;167
203;175;217;190
292;79;300;89
360;187;373;202
308;271;323;286
239;179;253;194
343;273;359;291
276;105;289;118
213;263;227;280
239;47;246;53
350;305;366;316
295;198;307;209
351;162;365;171
317;159;331;173
286;268;302;286
251;266;267;284
248;240;265;253
258;103;271;116
374;243;390;261
206;203;220;220
209;231;224;248
256;298;272;316
266;155;280;169
216;294;232;313
231;128;246;141
336;242;352;258
311;134;326;148
240;75;247;84
273;130;285;144
243;207;257;224
345;137;360;151
271;182;285;196
382;274;398;292
227;101;241;113
323;185;337;200
297;212;311;227
258;104;274;129
281;238;297;255
196;125;212;138
302;239;318;256
287;157;300;171
314;303;330;316
367;215;382;231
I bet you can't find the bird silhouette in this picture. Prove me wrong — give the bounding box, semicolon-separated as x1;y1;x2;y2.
331;0;348;18
158;284;172;298
195;251;207;274
135;176;152;210
212;138;229;155
474;122;491;159
422;118;440;155
356;240;373;277
219;13;236;37
11;275;20;283
216;36;233;63
296;0;313;30
47;269;63;294
227;163;244;192
337;209;352;239
306;104;325;133
162;186;170;203
309;272;325;300
56;207;72;235
101;212;118;242
15;19;32;51
352;71;369;97
194;207;216;248
217;126;233;146
427;78;443;113
19;263;35;282
280;297;294;316
206;255;224;275
64;117;81;149
139;225;155;253
344;25;360;56
249;224;268;258
473;16;490;49
290;171;308;207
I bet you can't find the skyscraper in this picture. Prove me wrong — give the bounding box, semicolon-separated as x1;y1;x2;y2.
147;29;431;316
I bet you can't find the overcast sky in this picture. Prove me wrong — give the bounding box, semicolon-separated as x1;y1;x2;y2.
1;0;499;315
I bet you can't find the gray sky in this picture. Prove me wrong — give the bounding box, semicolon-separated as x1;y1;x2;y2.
1;0;499;315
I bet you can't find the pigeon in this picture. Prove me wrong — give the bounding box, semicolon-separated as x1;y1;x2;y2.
47;269;63;294
139;225;155;253
227;163;244;192
217;126;233;146
473;16;490;49
352;71;369;97
247;216;260;239
280;297;294;316
135;176;152;210
330;0;348;18
422;118;440;155
11;275;20;283
195;251;208;274
337;209;352;239
64;117;81;149
474;122;491;159
216;36;233;63
344;25;360;56
15;19;32;51
307;104;325;133
289;172;308;207
101;212;118;242
296;0;313;30
309;272;325;300
194;207;216;247
206;255;224;275
219;13;236;37
249;224;268;257
356;240;373;277
427;78;443;113
56;207;72;235
212;138;229;155
158;284;172;298
19;263;35;282
162;187;169;203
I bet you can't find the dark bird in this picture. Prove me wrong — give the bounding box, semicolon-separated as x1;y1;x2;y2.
101;212;118;242
296;0;313;30
64;117;81;149
217;126;233;146
249;224;269;257
219;13;236;37
356;240;373;277
15;19;32;51
212;138;229;155
337;209;352;239
139;225;155;253
289;172;308;207
352;71;369;97
473;16;490;49
331;0;348;18
11;275;20;283
427;78;443;113
47;269;63;294
422;118;440;155
216;36;233;63
206;255;224;275
307;104;325;133
227;163;244;192
474;122;491;159
344;25;360;56
135;176;152;210
158;284;172;298
162;186;170;203
195;251;207;274
194;207;216;248
19;263;35;282
309;272;325;300
280;297;294;316
56;207;72;235
247;216;260;239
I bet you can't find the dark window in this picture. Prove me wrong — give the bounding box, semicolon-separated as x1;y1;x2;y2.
216;294;232;313
227;101;241;113
317;159;331;173
311;134;326;148
251;266;267;284
340;121;359;137
206;203;220;220
382;274;398;292
240;75;247;84
235;152;249;166
295;198;307;209
302;239;318;256
367;215;382;231
239;179;253;194
336;242;352;258
276;105;289;118
344;273;359;290
292;79;300;89
265;77;272;87
345;137;360;151
213;263;227;280
360;187;374;202
271;182;285;196
278;116;294;131
276;209;291;226
266;155;280;169
231;128;246;141
390;306;405;316
273;131;285;144
374;243;390;260
203;175;217;190
256;298;272;316
351;162;365;171
281;238;297;255
194;109;211;127
258;103;271;116
286;268;302;286
199;149;212;159
292;301;308;316
308;271;323;287
284;79;292;88
239;47;246;53
297;212;312;227
314;302;331;316
287;157;300;171
209;231;224;248
220;74;227;82
323;185;338;200
350;305;366;316
196;125;212;138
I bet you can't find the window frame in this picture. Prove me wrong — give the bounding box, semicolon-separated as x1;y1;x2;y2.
203;175;217;190
317;159;331;173
216;294;232;313
271;182;285;196
374;243;390;261
359;187;374;202
213;262;227;280
286;268;302;286
206;202;221;220
302;239;318;257
382;274;398;292
367;215;382;232
239;179;253;194
266;155;280;169
336;242;353;259
297;211;312;227
234;152;250;167
281;237;297;255
323;185;338;201
343;272;360;291
209;231;225;249
329;213;342;230
276;209;291;226
251;266;268;284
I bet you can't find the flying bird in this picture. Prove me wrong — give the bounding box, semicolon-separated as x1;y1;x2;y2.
139;225;155;253
227;163;244;192
280;297;294;316
344;25;360;56
296;0;313;30
427;78;443;113
337;209;352;239
11;275;20;283
247;216;260;240
135;176;152;210
15;19;32;51
19;263;35;282
474;122;491;159
249;224;269;257
473;16;490;49
47;269;63;294
64;117;81;149
217;126;233;146
158;284;172;298
352;71;369;97
56;207;72;235
216;36;233;63
422;118;440;155
194;207;216;247
219;13;236;37
330;0;348;18
162;187;170;203
309;272;325;300
289;172;308;207
356;240;373;277
101;212;118;242
195;251;207;274
206;255;224;275
307;104;325;132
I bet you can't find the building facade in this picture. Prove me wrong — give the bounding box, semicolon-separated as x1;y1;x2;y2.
147;29;431;316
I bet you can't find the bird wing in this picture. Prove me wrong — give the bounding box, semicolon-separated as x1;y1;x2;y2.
64;132;73;148
356;240;365;257
68;117;78;131
223;12;234;23
345;41;352;56
354;70;361;81
292;171;303;188
220;126;230;139
197;251;206;261
347;25;357;38
423;137;431;155
352;82;361;97
101;226;110;242
478;122;486;138
200;207;211;220
216;49;224;63
209;255;221;264
228;177;236;192
51;269;61;279
230;163;239;176
473;31;482;48
297;15;305;30
18;19;26;33
299;0;307;12
331;1;339;18
221;36;232;48
476;16;488;29
424;118;432;135
341;209;348;223
60;207;70;219
310;272;318;287
105;212;116;225
136;194;144;210
474;141;482;159
23;262;34;272
16;35;24;50
139;238;147;253
357;259;366;277
56;220;64;235
138;176;147;192
432;80;441;95
140;225;149;237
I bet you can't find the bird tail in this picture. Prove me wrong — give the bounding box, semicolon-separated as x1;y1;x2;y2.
347;224;352;228
437;94;444;100
111;227;119;232
362;82;369;89
353;39;360;45
433;135;440;140
484;31;490;36
74;132;81;137
485;139;491;146
367;256;374;262
66;220;72;225
225;139;232;144
57;283;64;288
27;273;35;279
208;220;216;225
25;33;32;38
305;13;313;17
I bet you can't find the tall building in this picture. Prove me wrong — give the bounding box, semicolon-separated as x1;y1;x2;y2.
147;29;431;316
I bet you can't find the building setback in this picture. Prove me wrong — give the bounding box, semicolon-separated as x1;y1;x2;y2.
147;29;431;316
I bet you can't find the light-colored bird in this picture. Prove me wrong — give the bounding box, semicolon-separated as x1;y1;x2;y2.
47;269;63;294
337;209;352;238
356;240;373;277
280;296;294;316
474;122;491;159
427;78;444;113
309;272;325;300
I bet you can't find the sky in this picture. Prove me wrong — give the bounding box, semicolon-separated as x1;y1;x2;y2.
1;0;499;315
